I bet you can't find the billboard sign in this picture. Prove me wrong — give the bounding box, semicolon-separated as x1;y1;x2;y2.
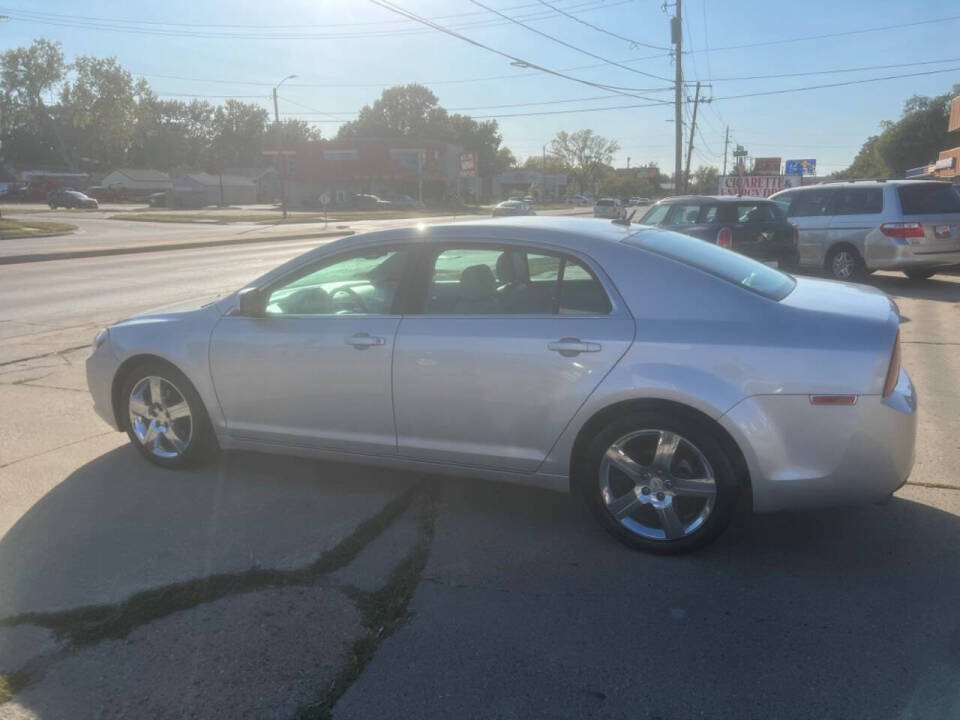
718;175;800;197
753;157;781;175
458;152;478;177
785;159;816;175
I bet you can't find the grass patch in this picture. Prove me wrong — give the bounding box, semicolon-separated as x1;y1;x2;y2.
1;483;420;647
0;219;76;238
109;212;291;224
0;674;11;703
296;483;439;720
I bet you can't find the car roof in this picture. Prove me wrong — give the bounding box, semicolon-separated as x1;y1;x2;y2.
777;179;955;193
655;195;771;204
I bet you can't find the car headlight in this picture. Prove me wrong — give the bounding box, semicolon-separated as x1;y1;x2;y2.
93;327;109;350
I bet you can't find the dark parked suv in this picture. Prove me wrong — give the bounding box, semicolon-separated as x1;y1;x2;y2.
47;189;99;209
638;195;799;269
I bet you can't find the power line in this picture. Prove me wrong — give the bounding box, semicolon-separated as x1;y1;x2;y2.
706;56;960;82
533;0;669;50
464;0;673;82
367;0;675;101
0;0;635;41
283;93;627;115
700;13;960;54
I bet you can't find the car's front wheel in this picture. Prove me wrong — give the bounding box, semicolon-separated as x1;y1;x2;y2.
120;360;215;468
904;268;936;281
580;409;741;553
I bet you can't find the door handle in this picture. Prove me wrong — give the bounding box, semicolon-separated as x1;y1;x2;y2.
346;333;385;348
548;338;601;356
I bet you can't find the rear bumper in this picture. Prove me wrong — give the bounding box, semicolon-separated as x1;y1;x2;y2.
864;236;960;270
719;368;917;513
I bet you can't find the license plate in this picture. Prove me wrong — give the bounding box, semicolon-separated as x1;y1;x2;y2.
935;225;953;239
763;260;779;268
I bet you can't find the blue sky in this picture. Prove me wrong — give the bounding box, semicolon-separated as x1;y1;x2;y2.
4;0;960;174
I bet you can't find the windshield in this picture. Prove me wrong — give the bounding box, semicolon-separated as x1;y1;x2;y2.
596;200;614;206
625;229;796;300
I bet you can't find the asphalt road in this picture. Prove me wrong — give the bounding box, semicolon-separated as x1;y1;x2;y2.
1;221;959;718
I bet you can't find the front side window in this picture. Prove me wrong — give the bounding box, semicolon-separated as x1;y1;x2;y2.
640;203;671;225
265;248;407;316
423;246;610;315
667;204;702;225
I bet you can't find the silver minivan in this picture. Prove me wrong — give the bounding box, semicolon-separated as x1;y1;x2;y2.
770;180;960;281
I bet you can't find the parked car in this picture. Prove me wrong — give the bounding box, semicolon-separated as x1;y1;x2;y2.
523;195;535;203
353;194;393;210
47;189;99;209
769;180;960;281
593;198;624;219
492;200;535;217
567;194;591;206
147;192;167;208
384;194;426;210
87;217;915;553
639;195;799;270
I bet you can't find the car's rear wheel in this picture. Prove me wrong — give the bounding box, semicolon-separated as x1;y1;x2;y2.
826;245;866;281
580;410;741;553
120;360;215;468
904;268;936;281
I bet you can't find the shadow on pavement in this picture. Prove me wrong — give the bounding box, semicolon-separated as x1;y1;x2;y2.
334;478;960;720
0;445;415;618
866;272;960;303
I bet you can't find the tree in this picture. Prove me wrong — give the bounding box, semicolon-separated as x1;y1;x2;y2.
264;119;321;149
0;39;69;167
691;165;719;195
522;154;568;173
496;146;518;170
207;100;270;170
128;97;216;171
549;130;620;193
838;84;959;178
338;84;511;182
59;55;148;169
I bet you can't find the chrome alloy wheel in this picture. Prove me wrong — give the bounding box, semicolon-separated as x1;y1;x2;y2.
128;376;193;459
599;429;717;541
831;250;856;280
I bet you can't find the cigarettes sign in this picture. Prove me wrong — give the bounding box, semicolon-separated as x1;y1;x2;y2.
718;175;800;197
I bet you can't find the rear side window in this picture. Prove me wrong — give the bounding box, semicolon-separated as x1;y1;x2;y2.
625;230;796;301
897;183;960;214
787;189;832;218
830;188;883;215
736;203;780;222
640;204;671;225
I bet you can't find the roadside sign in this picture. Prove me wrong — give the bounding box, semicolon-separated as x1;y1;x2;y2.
718;175;800;197
732;146;748;158
319;192;331;206
458;152;477;177
785;159;816;175
752;157;781;175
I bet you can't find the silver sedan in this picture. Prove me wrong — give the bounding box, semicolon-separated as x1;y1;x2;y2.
86;217;917;553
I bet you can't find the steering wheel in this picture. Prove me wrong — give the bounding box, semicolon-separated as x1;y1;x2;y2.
330;286;369;314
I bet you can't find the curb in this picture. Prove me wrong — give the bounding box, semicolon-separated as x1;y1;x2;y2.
0;229;354;266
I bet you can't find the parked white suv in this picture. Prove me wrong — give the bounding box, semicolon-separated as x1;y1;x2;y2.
770;180;960;281
593;197;624;219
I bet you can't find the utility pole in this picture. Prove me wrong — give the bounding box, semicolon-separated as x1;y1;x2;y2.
671;0;683;197
722;126;730;177
272;74;297;220
542;143;547;200
683;81;701;193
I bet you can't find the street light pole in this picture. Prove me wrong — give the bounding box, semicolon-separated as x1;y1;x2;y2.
273;74;297;219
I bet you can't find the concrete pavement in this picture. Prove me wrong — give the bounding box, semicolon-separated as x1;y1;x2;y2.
1;222;959;718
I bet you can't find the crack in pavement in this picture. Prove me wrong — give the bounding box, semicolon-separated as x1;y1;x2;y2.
0;344;91;368
0;431;116;470
906;480;960;492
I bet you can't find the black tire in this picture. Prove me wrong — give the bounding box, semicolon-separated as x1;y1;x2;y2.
826;245;866;282
119;359;216;469
578;409;742;554
904;268;936;281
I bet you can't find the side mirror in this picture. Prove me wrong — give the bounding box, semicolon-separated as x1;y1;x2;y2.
236;287;266;317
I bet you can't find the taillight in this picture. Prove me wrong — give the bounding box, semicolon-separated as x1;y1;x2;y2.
880;222;924;239
882;330;901;398
716;227;733;248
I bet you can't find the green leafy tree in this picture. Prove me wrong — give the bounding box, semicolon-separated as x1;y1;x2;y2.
128;97;216;171
691;165;719;195
549;129;620;193
522;154;568;173
59;55;148;169
207;100;270;170
0;39;69;167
